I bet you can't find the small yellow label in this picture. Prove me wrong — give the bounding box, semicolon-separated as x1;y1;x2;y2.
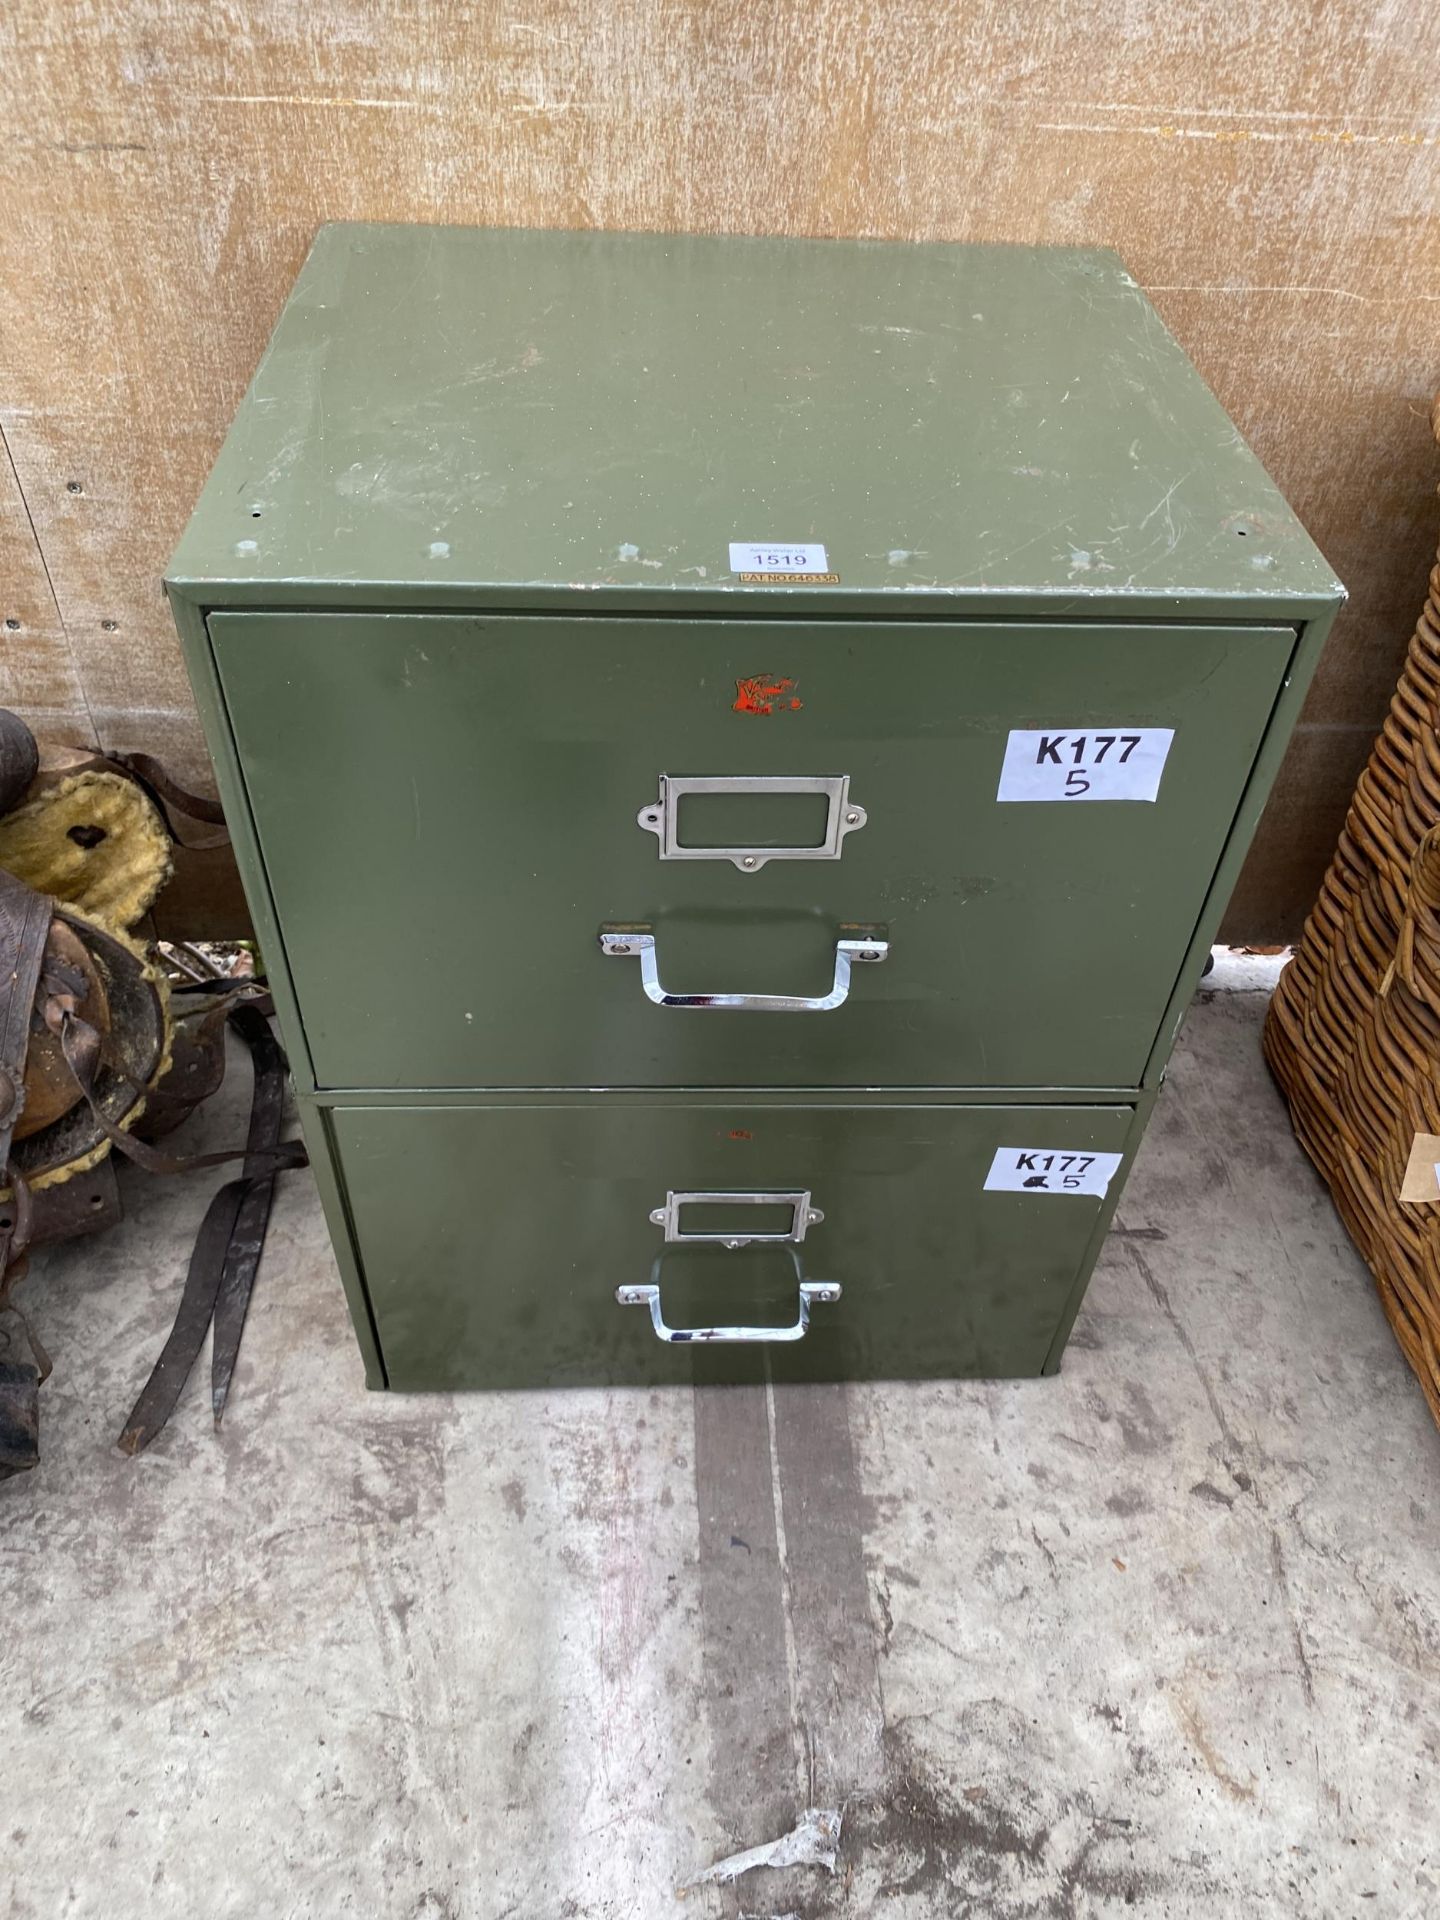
738;571;841;585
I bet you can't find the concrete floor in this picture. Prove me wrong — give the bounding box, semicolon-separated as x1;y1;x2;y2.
4;988;1439;1919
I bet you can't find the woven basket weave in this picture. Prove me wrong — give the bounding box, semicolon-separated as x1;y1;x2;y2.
1264;398;1440;1426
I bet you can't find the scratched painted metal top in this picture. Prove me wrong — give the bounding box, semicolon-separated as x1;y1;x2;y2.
168;224;1343;618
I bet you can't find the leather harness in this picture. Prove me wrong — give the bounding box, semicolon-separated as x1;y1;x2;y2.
0;861;305;1469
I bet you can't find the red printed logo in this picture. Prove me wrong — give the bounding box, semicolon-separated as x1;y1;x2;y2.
734;674;802;716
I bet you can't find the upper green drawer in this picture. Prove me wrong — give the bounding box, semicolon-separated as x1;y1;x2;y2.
211;610;1292;1090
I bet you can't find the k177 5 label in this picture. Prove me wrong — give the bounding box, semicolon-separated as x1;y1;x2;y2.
983;1147;1124;1197
996;727;1175;803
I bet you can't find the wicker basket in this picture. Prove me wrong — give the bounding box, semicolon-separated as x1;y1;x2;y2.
1264;398;1440;1426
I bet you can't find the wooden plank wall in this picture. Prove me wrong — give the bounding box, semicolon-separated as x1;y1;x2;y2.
2;2;1437;937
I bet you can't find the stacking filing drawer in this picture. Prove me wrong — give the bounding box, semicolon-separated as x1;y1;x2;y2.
329;1102;1138;1389
210;611;1293;1092
167;224;1345;1391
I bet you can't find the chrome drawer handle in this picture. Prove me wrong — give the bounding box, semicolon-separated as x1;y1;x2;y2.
650;1189;823;1248
598;923;888;1012
616;1270;841;1345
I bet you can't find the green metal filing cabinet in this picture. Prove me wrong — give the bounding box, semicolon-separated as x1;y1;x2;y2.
167;224;1343;1391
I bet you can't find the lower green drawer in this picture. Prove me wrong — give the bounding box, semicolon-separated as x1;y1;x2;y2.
328;1100;1136;1389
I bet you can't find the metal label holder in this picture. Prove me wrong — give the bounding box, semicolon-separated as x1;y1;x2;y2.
636;773;867;871
649;1188;824;1249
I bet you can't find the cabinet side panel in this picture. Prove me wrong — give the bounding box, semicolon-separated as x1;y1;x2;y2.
1041;1093;1158;1373
1142;610;1337;1087
173;595;386;1384
170;596;319;1094
300;1101;387;1389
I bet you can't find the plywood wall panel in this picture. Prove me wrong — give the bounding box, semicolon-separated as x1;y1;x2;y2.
1;0;1436;934
0;429;93;744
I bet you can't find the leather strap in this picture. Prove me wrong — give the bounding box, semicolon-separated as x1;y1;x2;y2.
56;1009;306;1180
109;752;230;851
0;871;52;1160
210;1004;288;1426
0;867;56;1276
118;1002;298;1453
116;1176;246;1454
110;752;226;825
0;1360;41;1479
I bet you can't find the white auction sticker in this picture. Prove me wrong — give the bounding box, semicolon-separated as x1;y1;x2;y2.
729;542;829;575
997;727;1175;803
984;1147;1124;1197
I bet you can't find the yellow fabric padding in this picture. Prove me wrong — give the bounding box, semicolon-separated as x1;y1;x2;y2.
0;772;172;929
